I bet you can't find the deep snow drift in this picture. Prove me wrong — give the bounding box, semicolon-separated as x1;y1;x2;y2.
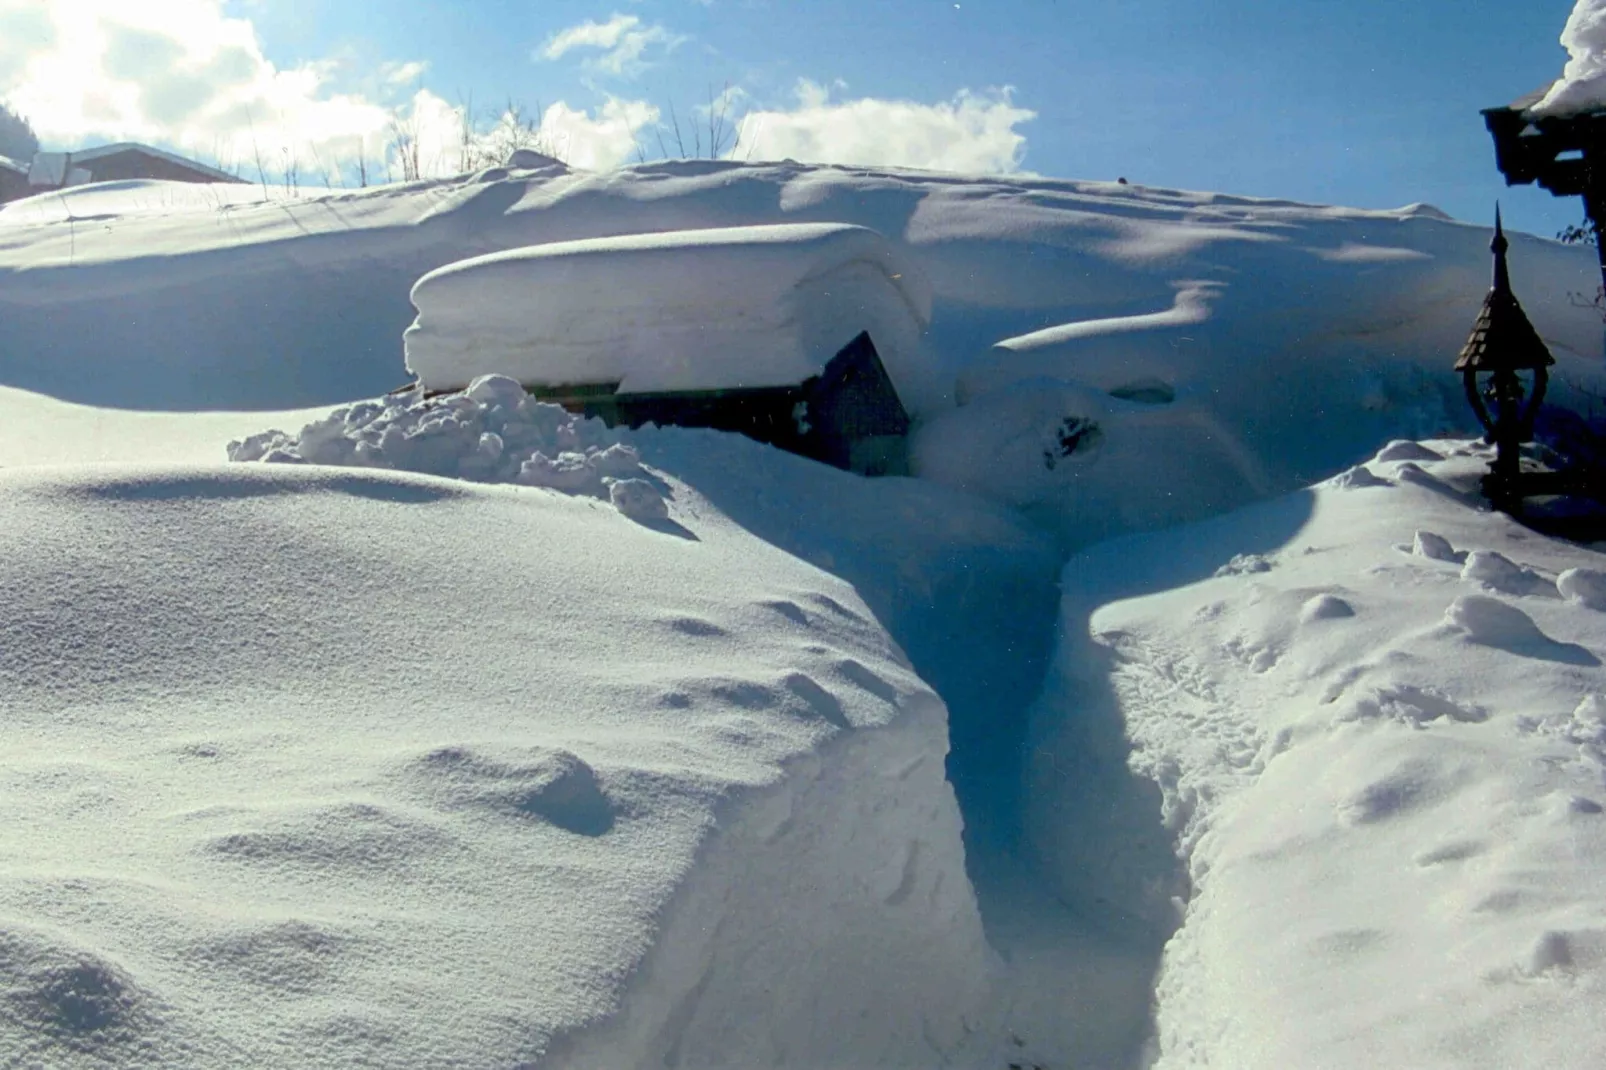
2;158;1605;1069
0;460;997;1067
3;160;1603;547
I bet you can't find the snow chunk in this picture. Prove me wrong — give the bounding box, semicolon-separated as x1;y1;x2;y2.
607;478;669;524
1461;550;1548;595
1412;530;1459;562
403;223;936;408
1443;594;1549;647
1559;567;1606;610
228;375;664;519
1214;553;1272;578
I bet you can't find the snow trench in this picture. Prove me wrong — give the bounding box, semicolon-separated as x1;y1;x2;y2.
550;692;992;1068
225;400;1186;1068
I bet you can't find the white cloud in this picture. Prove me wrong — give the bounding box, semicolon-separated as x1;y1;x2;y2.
392;91;659;177
0;1;660;184
381;59;430;87
0;0;403;176
731;81;1035;174
538;13;680;77
539;97;659;168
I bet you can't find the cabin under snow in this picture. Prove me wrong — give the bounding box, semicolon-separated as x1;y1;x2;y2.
402;224;928;475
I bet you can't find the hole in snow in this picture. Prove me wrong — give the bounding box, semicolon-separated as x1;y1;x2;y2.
1107;378;1176;405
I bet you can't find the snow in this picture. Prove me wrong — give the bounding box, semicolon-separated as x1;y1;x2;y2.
1559;566;1606;609
0;459;993;1067
1;157;1605;1068
224;374;672;520
402;223;935;406
1530;1;1606;117
1028;440;1606;1068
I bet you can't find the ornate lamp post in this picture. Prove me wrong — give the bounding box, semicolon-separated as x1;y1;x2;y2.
1455;209;1555;509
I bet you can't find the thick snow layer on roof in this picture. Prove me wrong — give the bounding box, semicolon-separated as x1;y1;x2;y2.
1029;439;1606;1068
1530;1;1606;117
403;222;934;403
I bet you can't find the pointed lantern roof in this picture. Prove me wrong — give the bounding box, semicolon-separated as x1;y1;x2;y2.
1455;207;1555;372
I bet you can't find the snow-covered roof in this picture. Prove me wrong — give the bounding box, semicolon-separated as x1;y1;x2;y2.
0;153;24;175
25;143;243;186
404;223;934;400
68;142;243;182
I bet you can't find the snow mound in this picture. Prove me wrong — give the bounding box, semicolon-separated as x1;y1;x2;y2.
506;148;566;171
1300;593;1355;622
1559;567;1606;610
403;223;937;408
1375;439;1445;463
1328;464;1392;489
227;375;668;519
0;461;992;1067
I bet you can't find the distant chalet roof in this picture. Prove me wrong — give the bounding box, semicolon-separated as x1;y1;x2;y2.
1455;211;1554;373
25;143;244;188
0;154;24;175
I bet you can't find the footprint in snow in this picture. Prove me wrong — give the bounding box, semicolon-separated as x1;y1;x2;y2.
1414;839;1487;866
1337;758;1445;825
407;745;615;836
666;616;729;639
1337;684;1487;727
758;599;810;626
782;672;851;729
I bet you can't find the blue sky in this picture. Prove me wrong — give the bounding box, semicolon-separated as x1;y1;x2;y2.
0;0;1591;241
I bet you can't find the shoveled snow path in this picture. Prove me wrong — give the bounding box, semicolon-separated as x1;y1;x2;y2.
1030;441;1606;1069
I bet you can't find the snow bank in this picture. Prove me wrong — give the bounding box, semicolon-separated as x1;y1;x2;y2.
1029;439;1606;1068
1530;1;1606;117
916;228;1597;545
226;374;670;520
0;461;992;1067
3;161;1597;460
403;223;935;407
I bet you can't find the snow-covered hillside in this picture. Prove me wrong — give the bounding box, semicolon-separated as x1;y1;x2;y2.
0;162;1603;1069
